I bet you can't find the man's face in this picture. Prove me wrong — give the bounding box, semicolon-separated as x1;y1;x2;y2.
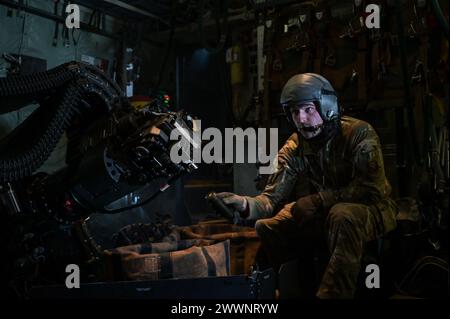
290;102;324;139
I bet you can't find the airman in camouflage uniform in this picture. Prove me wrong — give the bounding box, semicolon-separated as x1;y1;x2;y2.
217;74;398;298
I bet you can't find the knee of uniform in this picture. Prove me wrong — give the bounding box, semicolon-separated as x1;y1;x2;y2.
254;219;270;238
327;203;355;226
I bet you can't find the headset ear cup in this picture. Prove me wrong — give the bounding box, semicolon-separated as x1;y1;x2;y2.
320;94;339;122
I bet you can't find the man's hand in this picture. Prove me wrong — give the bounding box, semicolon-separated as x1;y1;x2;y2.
291;194;323;227
215;192;249;219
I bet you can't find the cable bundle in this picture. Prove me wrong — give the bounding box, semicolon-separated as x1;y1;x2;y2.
0;62;123;183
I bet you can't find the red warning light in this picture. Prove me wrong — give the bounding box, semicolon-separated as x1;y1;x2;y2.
64;199;74;211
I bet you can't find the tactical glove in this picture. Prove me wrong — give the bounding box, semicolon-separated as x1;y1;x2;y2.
291;193;323;227
215;192;249;219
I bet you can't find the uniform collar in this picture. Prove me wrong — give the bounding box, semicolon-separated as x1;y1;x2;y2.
300;120;342;154
300;138;316;156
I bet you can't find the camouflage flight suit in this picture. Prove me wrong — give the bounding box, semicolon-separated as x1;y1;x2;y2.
244;116;398;298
